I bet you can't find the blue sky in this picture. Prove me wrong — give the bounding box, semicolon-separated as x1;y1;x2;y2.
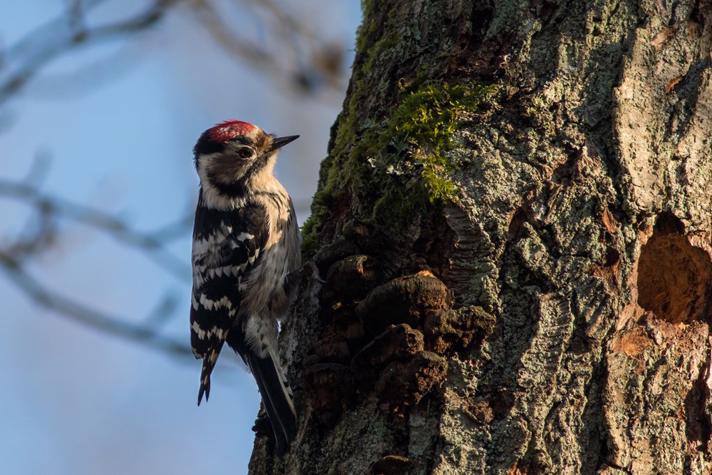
0;2;360;474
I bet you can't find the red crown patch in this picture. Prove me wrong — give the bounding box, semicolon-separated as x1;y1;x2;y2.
207;120;258;143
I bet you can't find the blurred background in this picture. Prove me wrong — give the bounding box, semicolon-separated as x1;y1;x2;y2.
0;1;360;473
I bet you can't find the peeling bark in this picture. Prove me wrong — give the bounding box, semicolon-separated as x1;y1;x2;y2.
249;1;712;473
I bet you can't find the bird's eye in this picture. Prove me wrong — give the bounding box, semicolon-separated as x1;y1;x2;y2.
237;148;254;159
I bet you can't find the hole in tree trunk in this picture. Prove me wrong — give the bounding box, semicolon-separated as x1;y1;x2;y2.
637;213;712;324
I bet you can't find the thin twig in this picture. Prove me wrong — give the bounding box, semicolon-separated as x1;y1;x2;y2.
0;179;192;279
0;0;180;105
0;250;192;358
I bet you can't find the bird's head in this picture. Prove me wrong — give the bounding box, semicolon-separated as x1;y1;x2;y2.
193;120;298;194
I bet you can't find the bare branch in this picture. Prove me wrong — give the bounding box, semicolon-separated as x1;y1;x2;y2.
0;250;192;358
1;0;348;108
0;178;192;279
191;0;347;97
0;0;181;106
0;160;195;358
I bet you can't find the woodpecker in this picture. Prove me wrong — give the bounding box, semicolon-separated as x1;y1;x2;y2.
190;119;300;453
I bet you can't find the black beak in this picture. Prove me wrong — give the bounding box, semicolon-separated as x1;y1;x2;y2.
270;135;299;152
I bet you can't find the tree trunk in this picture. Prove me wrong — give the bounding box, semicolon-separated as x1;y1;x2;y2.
249;1;712;473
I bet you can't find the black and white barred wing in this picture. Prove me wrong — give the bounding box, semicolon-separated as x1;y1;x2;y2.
190;205;266;404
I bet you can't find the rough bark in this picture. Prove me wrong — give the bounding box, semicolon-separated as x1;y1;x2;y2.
249;1;712;473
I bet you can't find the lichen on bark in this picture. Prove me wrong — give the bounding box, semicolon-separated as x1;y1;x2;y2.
250;1;712;474
302;80;496;257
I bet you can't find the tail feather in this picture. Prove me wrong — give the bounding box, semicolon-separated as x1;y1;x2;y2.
246;350;296;454
197;348;221;405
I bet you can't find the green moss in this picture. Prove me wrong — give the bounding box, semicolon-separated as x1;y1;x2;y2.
302;80;496;256
363;34;399;75
300;214;319;257
356;0;382;52
387;83;496;200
